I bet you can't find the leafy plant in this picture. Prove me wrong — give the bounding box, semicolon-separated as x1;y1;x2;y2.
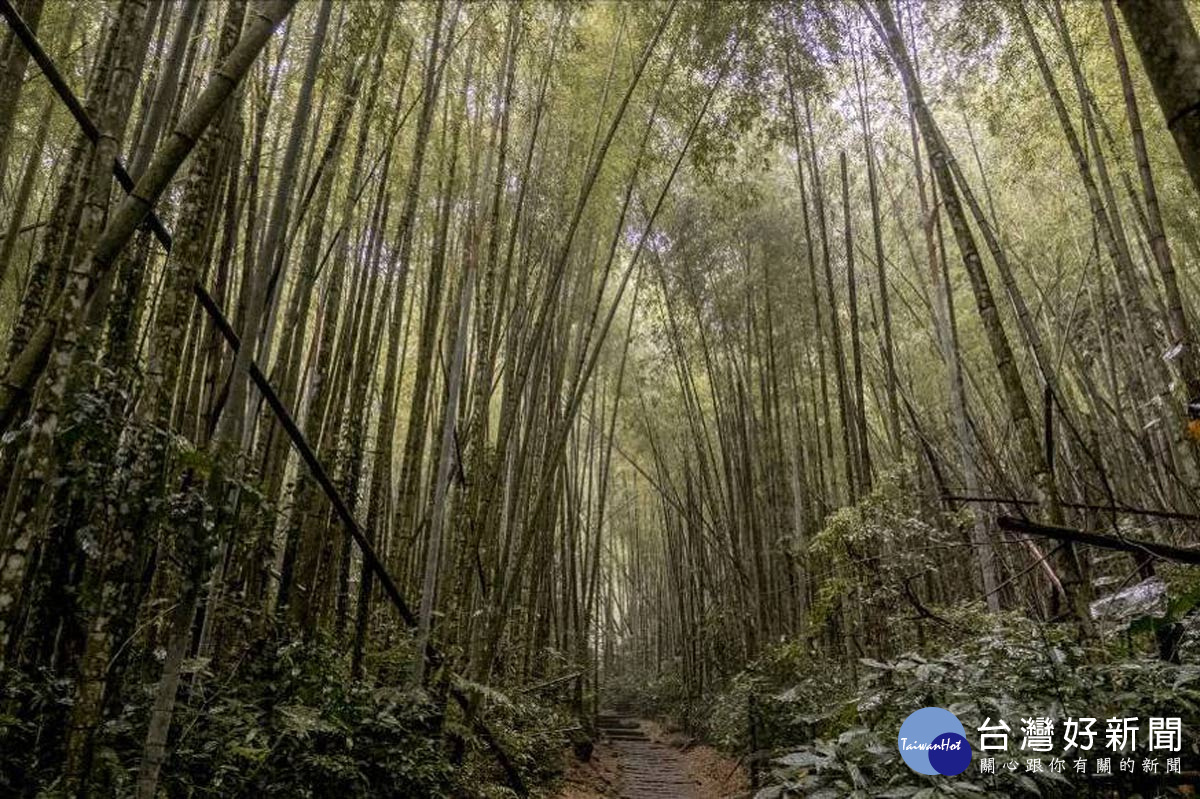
750;613;1200;798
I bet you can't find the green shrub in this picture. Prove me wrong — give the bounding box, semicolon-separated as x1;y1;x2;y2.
1;631;573;798
754;613;1200;798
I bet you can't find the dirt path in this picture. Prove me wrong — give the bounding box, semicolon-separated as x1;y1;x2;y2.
555;716;749;799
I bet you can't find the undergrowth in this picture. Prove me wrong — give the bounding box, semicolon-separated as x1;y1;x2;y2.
610;604;1200;799
0;628;574;798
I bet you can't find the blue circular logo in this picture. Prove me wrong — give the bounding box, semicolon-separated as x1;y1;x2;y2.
898;707;971;776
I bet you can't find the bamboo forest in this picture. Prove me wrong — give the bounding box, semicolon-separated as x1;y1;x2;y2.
6;0;1200;796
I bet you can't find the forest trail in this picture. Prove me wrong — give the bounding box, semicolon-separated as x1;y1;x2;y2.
600;714;700;798
585;710;744;796
5;0;1200;795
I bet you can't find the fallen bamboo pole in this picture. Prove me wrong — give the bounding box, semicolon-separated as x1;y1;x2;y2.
997;516;1200;565
944;493;1200;522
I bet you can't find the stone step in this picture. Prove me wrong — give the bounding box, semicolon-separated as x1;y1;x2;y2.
606;718;702;799
598;720;640;731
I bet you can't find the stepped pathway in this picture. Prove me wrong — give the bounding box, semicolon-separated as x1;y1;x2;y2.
596;712;705;798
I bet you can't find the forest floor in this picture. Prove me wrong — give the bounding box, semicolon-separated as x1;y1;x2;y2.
554;719;750;799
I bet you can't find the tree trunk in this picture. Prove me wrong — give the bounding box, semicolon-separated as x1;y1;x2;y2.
1117;0;1200;196
1104;0;1200;398
868;0;1091;630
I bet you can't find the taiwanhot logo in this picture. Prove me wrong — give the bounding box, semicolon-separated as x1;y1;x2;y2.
898;707;972;776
